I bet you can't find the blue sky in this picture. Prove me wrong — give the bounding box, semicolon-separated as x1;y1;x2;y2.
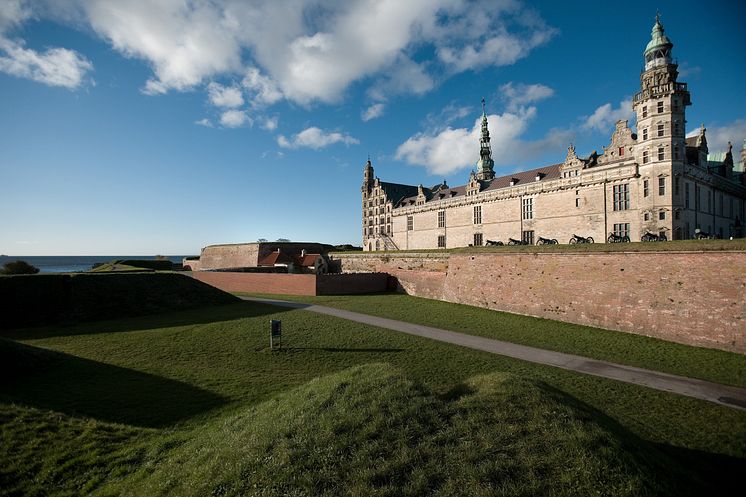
1;0;744;255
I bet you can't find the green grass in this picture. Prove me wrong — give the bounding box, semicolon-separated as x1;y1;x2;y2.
2;301;745;496
238;293;746;389
336;237;746;255
87;263;152;273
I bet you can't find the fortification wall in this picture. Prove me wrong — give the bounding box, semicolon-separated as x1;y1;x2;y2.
187;242;332;271
330;251;746;353
189;272;389;296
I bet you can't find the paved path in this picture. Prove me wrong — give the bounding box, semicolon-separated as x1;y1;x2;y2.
240;296;746;412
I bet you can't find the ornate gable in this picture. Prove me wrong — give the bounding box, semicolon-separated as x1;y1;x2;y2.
598;120;637;165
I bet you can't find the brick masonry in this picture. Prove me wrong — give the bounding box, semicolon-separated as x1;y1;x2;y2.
189;271;389;296
331;251;746;353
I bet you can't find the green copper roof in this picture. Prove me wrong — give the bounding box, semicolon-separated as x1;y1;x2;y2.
644;15;673;55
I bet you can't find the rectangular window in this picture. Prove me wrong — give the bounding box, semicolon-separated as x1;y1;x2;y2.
657;101;664;113
473;205;482;225
719;193;724;216
613;183;630;211
707;191;712;213
657;124;664;137
642;106;648;118
522;230;534;245
675;177;680;196
618;147;624;156
437;235;446;248
674;146;680;160
613;223;630;238
643;179;649;197
437;210;445;228
473;233;483;246
644;212;650;221
407;216;413;231
658;147;665;161
642;128;648;140
674;122;681;135
685;183;690;208
575;197;580;208
643;150;649;164
521;197;533;220
658;177;665;195
675;210;681;220
659;211;666;220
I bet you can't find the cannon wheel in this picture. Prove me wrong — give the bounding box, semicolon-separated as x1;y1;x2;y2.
622;236;630;243
551;239;558;244
659;233;668;241
586;237;594;244
569;237;577;244
536;238;545;245
607;234;616;243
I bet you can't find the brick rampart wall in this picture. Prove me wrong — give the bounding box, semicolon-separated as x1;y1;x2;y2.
331;251;746;353
189;272;389;296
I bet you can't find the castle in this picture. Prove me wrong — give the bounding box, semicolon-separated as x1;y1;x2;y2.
361;16;745;251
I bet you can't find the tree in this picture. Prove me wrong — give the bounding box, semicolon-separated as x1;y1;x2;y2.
276;238;291;242
256;238;268;243
1;260;40;275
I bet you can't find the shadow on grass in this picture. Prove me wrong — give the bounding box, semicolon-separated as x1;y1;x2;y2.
0;301;292;341
272;347;404;353
536;380;746;496
0;342;225;428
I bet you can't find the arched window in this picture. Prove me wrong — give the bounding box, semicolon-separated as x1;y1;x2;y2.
375;240;380;251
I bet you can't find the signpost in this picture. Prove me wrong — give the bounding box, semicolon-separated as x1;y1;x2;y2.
270;319;282;350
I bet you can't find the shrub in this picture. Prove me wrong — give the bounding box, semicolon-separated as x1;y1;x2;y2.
1;260;40;275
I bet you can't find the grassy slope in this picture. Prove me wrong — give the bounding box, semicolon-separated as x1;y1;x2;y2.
2;302;745;496
240;293;746;388
101;364;684;497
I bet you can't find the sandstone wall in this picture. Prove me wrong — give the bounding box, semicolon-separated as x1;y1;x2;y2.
330;250;746;353
189;272;389;296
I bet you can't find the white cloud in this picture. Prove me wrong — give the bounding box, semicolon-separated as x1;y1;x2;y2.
582;99;633;133
2;1;555;104
242;66;283;106
362;103;385;122
0;38;93;89
277;126;359;149
207;82;243;108
500;82;553;111
704;119;746;154
219;109;251;128
195;118;213;127
261;115;279;131
396;103;570;175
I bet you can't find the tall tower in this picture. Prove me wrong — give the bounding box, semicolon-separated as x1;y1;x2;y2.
361;158;374;248
475;98;495;181
632;14;690;238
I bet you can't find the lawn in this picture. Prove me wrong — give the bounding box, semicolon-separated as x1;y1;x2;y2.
238;293;746;389
2;300;745;496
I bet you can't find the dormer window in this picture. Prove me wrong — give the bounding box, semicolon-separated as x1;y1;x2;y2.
535;172;545;181
509;178;518;186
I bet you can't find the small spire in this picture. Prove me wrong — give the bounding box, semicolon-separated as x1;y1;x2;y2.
481;97;486;115
655;10;660;24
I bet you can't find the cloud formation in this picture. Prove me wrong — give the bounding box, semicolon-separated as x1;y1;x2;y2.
583;99;633;132
2;0;555;106
362;103;385;122
207;82;244;108
704;119;746;154
396;82;571;175
277;126;359;149
219;109;251;128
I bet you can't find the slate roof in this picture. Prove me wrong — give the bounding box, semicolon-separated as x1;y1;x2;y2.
379;182;419;206
395;163;562;207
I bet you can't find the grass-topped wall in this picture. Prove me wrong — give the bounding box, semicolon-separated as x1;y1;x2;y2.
0;272;238;329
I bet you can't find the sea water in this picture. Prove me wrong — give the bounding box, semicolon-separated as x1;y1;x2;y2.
0;255;192;273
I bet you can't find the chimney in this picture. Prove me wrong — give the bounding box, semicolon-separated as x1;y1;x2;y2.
301;249;306;257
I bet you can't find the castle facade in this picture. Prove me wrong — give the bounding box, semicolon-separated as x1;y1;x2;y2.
361;16;745;251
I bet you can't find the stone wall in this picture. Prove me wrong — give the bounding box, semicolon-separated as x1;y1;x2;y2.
189;271;389;296
186;242;332;271
330;250;746;353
